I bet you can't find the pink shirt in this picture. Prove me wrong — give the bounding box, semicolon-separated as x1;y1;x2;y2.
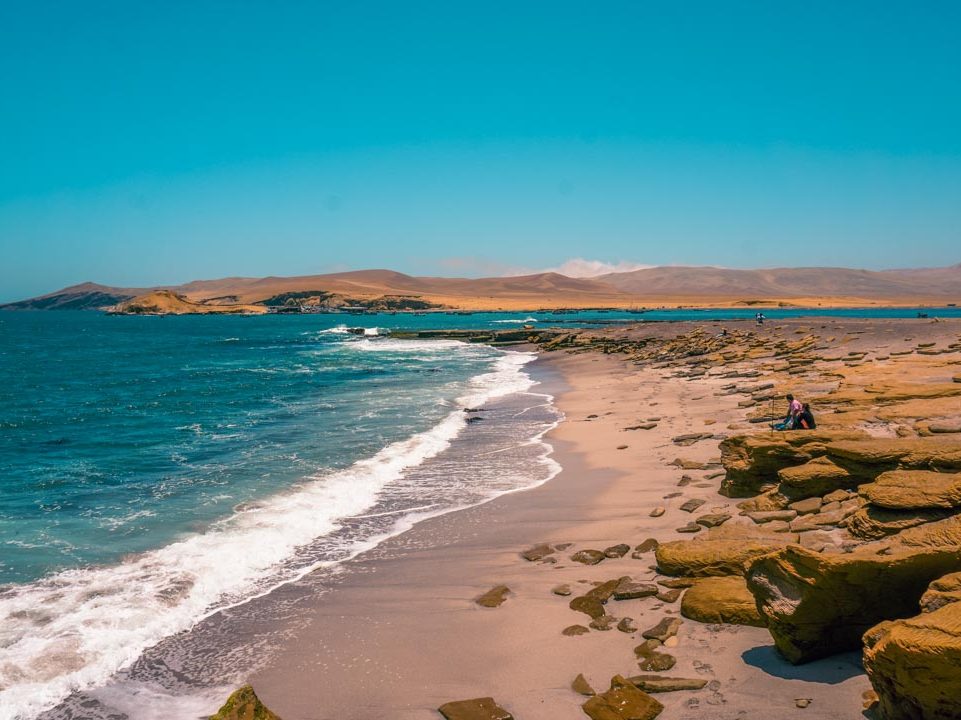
789;399;803;416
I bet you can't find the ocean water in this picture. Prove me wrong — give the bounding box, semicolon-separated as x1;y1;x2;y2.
0;312;563;720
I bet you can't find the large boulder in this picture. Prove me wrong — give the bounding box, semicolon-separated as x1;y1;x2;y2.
210;685;282;720
776;457;857;500
745;545;961;663
680;576;765;627
582;675;664;720
860;470;961;510
863;602;961;720
719;431;866;497
655;539;784;577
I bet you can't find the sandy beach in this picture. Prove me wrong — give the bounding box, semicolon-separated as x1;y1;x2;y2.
244;316;961;720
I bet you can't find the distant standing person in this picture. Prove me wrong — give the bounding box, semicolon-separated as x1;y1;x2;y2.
756;312;766;325
773;393;803;430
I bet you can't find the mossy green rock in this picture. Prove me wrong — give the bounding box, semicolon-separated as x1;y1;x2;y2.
210;685;282;720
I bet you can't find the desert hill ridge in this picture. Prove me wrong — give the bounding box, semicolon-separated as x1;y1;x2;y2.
3;264;960;312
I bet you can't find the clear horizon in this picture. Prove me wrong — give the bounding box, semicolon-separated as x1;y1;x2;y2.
2;2;960;302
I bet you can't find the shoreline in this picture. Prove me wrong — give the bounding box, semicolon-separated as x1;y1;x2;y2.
249;342;873;719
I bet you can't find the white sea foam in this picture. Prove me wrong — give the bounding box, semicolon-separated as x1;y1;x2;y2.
491;316;539;324
0;345;544;720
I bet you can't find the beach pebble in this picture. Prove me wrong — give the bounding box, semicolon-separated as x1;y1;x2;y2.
676;522;702;533
617;617;638;633
795;698;812;709
617;444;629;450
650;507;666;517
552;584;572;596
562;624;590;636
613;578;658;600
680;498;706;513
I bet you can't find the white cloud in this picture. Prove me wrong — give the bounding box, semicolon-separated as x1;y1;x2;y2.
544;258;655;278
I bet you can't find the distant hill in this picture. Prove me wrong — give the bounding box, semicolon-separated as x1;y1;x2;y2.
4;264;960;312
110;290;267;315
0;282;147;310
596;264;961;303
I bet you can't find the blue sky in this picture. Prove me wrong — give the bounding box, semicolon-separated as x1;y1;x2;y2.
1;1;960;301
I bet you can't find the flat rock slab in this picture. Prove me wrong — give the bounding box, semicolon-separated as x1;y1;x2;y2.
747;510;798;523
675;522;702;533
614;578;659;600
438;697;514;720
680;499;706;513
582;675;664;720
696;513;731;528
475;585;510;608
572;549;607;565
627;675;709;693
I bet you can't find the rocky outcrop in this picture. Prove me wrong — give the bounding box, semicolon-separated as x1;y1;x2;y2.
863;602;961;720
859;470;961;510
582;675;664;720
893;515;961;549
746;545;961;663
655;538;785;577
719;431;866;497
209;685;282;720
680;576;765;627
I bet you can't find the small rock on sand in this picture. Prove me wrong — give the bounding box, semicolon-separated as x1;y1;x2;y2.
635;539;659;553
650;507;666;517
656;588;682;603
572;673;596;696
521;543;555;561
571;549;606;565
562;624;590;636
475;585;510;608
617;617;638;633
552;584;572;596
795;698;812;709
642;617;683;642
604;543;631;558
676;522;702;533
680;499;706;513
438;697;514;720
614;578;658;600
589;615;618;631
